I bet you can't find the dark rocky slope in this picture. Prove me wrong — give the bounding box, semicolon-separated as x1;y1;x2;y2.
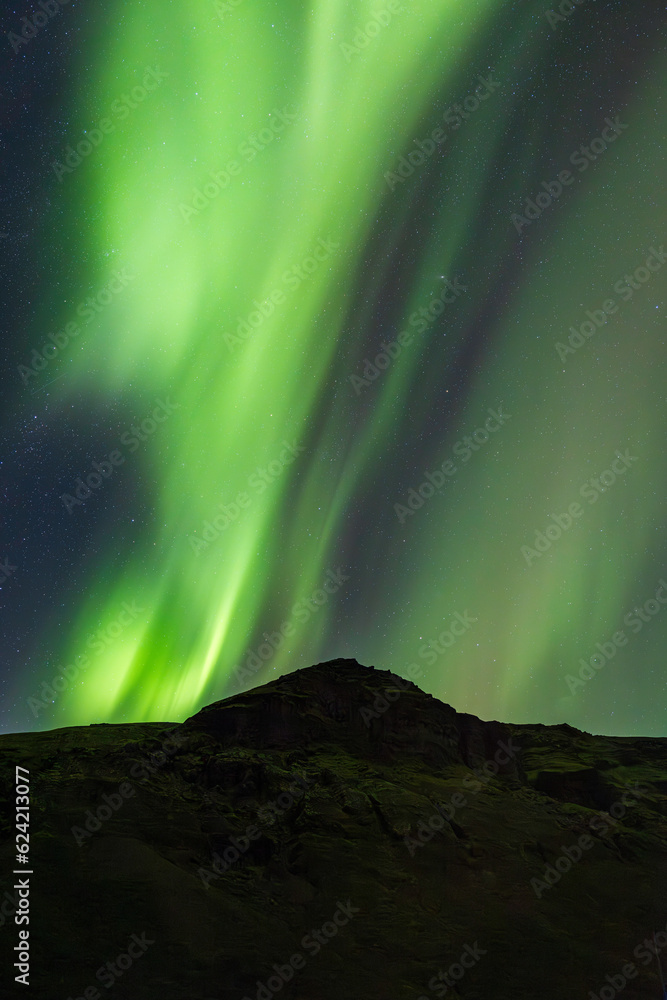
1;658;666;999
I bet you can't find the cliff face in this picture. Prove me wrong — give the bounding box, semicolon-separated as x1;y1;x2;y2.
1;658;666;1000
184;658;521;776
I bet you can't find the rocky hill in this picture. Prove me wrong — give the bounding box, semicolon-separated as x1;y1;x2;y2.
1;658;666;999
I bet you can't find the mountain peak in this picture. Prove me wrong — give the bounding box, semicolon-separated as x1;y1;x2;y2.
182;657;518;776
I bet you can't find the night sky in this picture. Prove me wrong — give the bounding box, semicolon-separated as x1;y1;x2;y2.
1;0;665;737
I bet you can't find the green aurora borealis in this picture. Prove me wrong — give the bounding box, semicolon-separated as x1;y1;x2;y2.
5;0;666;736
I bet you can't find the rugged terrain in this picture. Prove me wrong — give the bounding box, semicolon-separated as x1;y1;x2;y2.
1;658;666;999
